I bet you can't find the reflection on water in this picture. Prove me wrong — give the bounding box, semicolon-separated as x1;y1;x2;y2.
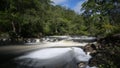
14;47;91;68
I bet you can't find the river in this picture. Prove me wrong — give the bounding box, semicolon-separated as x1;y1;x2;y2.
0;36;97;68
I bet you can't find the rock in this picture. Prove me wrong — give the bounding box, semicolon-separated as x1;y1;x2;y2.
88;34;120;67
77;62;86;68
84;44;97;54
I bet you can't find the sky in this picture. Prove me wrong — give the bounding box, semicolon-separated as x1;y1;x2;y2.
51;0;86;14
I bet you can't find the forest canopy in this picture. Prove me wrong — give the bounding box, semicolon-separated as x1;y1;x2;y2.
0;0;120;38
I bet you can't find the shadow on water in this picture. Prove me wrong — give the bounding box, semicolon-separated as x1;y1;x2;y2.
14;58;77;68
0;56;78;68
0;55;20;68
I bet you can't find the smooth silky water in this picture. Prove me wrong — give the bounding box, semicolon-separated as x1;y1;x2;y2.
13;36;97;68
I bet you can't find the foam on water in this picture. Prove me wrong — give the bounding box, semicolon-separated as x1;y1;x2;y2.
42;40;88;47
18;48;72;59
72;47;91;62
15;47;92;68
14;36;97;68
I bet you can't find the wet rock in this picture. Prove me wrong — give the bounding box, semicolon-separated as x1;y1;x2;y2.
83;44;97;54
88;34;120;67
77;62;86;68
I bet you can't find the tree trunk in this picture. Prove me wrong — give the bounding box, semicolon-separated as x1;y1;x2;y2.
11;21;16;33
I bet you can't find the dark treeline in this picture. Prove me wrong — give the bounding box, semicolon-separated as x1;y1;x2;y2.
0;0;120;39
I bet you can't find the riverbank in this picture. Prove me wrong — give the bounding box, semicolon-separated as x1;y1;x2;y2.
88;34;120;68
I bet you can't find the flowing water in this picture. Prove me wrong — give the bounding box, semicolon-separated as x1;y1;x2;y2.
14;47;92;68
11;36;97;68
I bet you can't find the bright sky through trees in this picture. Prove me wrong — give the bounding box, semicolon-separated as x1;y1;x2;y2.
51;0;85;14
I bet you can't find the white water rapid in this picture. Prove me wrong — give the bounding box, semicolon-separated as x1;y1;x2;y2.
14;36;97;68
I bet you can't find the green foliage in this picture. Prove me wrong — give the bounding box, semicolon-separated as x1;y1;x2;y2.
81;0;120;36
82;1;120;67
0;1;120;67
97;43;120;68
0;0;120;38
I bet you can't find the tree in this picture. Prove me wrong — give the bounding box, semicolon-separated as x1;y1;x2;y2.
0;0;52;38
81;0;120;36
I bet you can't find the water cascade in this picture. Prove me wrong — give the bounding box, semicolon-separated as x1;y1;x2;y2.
14;36;97;68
